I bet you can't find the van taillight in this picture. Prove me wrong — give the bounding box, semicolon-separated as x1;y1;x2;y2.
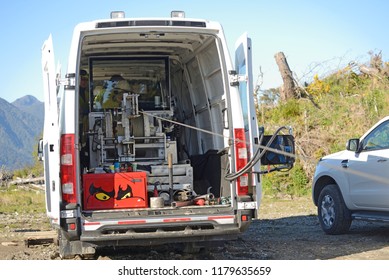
234;128;248;195
60;134;77;204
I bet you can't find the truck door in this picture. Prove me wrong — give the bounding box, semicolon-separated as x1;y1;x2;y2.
41;34;61;226
234;32;261;218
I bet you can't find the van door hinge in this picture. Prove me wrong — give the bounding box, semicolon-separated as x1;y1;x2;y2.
62;73;76;90
228;70;247;86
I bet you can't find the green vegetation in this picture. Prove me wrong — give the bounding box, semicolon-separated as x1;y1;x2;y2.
0;137;45;214
0;186;45;214
260;52;389;198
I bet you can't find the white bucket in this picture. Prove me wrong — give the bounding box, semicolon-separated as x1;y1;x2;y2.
150;197;164;208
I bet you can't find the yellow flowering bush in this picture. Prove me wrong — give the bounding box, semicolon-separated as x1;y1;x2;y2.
306;74;330;96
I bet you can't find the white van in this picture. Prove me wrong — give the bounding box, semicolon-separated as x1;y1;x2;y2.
40;11;294;258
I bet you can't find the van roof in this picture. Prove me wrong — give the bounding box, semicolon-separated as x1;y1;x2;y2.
74;12;222;33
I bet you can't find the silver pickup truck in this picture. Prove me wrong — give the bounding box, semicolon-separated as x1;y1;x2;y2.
312;116;389;234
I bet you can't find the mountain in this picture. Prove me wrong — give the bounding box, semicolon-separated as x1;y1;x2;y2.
0;95;44;171
12;95;44;125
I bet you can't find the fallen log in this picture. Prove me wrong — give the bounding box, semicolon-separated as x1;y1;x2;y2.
8;177;44;186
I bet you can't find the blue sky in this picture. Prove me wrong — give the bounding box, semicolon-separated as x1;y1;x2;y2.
1;0;388;103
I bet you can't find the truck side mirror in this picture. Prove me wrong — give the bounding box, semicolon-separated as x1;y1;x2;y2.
37;139;44;161
346;138;360;152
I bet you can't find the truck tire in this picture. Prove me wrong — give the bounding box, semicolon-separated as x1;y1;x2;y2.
317;184;351;235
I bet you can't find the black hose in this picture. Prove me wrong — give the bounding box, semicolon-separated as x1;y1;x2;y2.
224;126;289;181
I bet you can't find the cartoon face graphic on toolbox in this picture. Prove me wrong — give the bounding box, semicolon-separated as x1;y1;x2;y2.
87;183;145;209
83;173;148;210
87;183;145;204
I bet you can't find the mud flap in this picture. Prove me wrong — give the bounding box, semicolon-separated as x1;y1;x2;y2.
238;209;253;232
58;229;96;259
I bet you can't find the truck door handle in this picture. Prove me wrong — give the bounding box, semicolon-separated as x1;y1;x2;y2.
341;159;349;168
377;158;387;163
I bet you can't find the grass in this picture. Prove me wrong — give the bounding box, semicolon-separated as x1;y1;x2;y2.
259;194;317;219
0;186;51;234
0;186;46;214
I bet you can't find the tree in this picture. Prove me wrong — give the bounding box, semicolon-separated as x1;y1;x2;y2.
274;52;297;102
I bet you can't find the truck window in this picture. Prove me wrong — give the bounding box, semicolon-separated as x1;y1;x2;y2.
362;120;389;151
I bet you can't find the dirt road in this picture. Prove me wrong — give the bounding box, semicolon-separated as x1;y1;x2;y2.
1;196;389;260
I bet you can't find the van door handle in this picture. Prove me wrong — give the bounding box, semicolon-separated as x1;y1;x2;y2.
341;159;349;168
377;158;387;163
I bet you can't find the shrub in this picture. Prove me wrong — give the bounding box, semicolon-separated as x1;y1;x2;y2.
262;162;309;198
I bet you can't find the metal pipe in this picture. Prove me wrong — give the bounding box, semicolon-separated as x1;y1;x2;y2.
195;193;215;201
168;153;173;203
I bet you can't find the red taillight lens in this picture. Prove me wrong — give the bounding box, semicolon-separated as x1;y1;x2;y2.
60;134;77;204
234;128;249;195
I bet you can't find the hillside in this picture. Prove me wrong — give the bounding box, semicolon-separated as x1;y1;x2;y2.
12;95;44;125
0;96;43;171
260;53;389;197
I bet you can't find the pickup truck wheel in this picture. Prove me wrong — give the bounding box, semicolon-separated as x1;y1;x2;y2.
318;184;351;235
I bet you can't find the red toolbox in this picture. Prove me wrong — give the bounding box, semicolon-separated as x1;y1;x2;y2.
83;172;148;210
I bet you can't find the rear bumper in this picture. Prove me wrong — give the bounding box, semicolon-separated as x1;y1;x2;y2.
80;221;243;246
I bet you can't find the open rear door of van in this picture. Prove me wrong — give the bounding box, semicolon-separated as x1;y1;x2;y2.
41;34;61;226
235;32;261;218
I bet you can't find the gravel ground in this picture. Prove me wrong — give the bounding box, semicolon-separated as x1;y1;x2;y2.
1;196;389;260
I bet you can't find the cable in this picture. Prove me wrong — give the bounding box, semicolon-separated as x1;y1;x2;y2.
224;126;290;181
140;111;296;180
